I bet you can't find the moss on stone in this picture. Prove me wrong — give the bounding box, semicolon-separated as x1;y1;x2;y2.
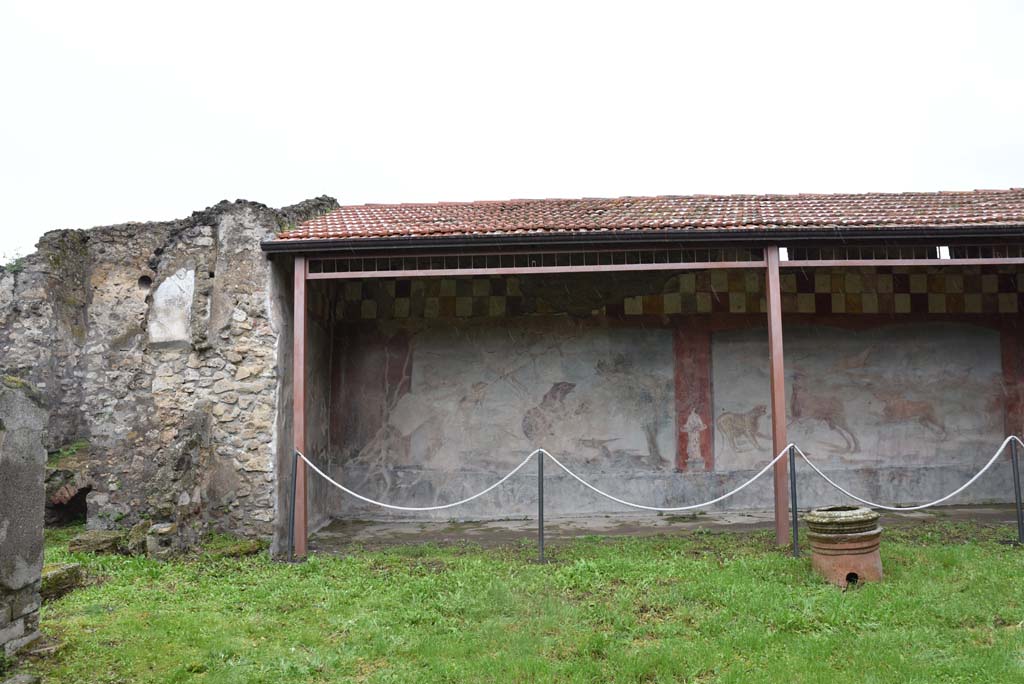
3;374;29;389
68;529;125;554
2;374;46;407
41;562;85;600
45;230;90;344
47;439;90;467
202;532;267;558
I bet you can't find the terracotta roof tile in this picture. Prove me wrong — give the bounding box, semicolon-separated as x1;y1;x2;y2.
273;189;1024;242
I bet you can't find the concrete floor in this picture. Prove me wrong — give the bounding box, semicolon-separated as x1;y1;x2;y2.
309;504;1022;554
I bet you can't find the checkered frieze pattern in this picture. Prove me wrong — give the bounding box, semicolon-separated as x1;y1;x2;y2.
627;266;1023;316
780;266;1023;315
336;277;525;320
336;266;1023;320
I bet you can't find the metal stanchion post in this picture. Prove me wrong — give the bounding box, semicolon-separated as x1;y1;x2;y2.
1011;439;1024;546
789;445;799;558
288;450;298;562
538;451;545;563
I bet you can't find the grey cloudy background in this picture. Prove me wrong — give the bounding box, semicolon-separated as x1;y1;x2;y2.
1;1;1022;259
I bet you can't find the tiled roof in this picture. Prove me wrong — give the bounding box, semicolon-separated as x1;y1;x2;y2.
272;189;1024;242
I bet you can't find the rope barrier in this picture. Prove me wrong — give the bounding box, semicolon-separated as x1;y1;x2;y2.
290;436;1024;562
297;436;1024;515
542;447;791;512
796;436;1024;512
295;449;539;511
296;444;792;512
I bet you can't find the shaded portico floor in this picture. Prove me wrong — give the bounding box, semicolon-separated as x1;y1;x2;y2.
308;504;1021;554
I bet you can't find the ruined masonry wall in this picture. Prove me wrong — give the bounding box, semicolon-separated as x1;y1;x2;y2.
0;197;337;541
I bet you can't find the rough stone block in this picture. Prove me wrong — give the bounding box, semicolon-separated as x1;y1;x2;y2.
0;617;24;647
21;612;37;634
2;674;42;684
68;529;124;554
121;520;151;556
9;588;38;620
83;492;128;531
40;563;84;601
145;523;181;561
3;626;41;657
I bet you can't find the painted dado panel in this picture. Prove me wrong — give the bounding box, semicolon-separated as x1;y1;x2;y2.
333;320;676;508
320;312;1017;520
712;323;1004;471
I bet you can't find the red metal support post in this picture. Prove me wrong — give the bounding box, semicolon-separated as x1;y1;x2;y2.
765;246;790;546
292;256;308;559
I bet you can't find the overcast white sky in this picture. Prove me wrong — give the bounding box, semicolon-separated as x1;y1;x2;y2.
1;1;1022;258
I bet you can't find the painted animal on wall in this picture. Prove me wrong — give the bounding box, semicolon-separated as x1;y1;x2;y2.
522;381;576;444
712;324;1002;471
789;370;860;453
716;405;769;452
867;384;946;436
829;345;874;374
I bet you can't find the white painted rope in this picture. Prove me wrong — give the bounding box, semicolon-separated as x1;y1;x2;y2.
296;445;792;513
796;436;1024;512
541;446;791;512
295;449;540;512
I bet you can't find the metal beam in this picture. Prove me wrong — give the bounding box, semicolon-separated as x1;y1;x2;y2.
306;259;766;280
292;256;308;559
305;253;1024;281
782;257;1024;268
765;246;790;546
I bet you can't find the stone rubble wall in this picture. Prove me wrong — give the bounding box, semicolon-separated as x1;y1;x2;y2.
0;382;47;656
0;197;337;542
0;230;89;450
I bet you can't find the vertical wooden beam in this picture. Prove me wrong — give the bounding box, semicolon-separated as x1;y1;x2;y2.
764;246;790;546
292;256;308;558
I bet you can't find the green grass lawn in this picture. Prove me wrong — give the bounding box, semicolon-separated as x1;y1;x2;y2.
14;521;1024;683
